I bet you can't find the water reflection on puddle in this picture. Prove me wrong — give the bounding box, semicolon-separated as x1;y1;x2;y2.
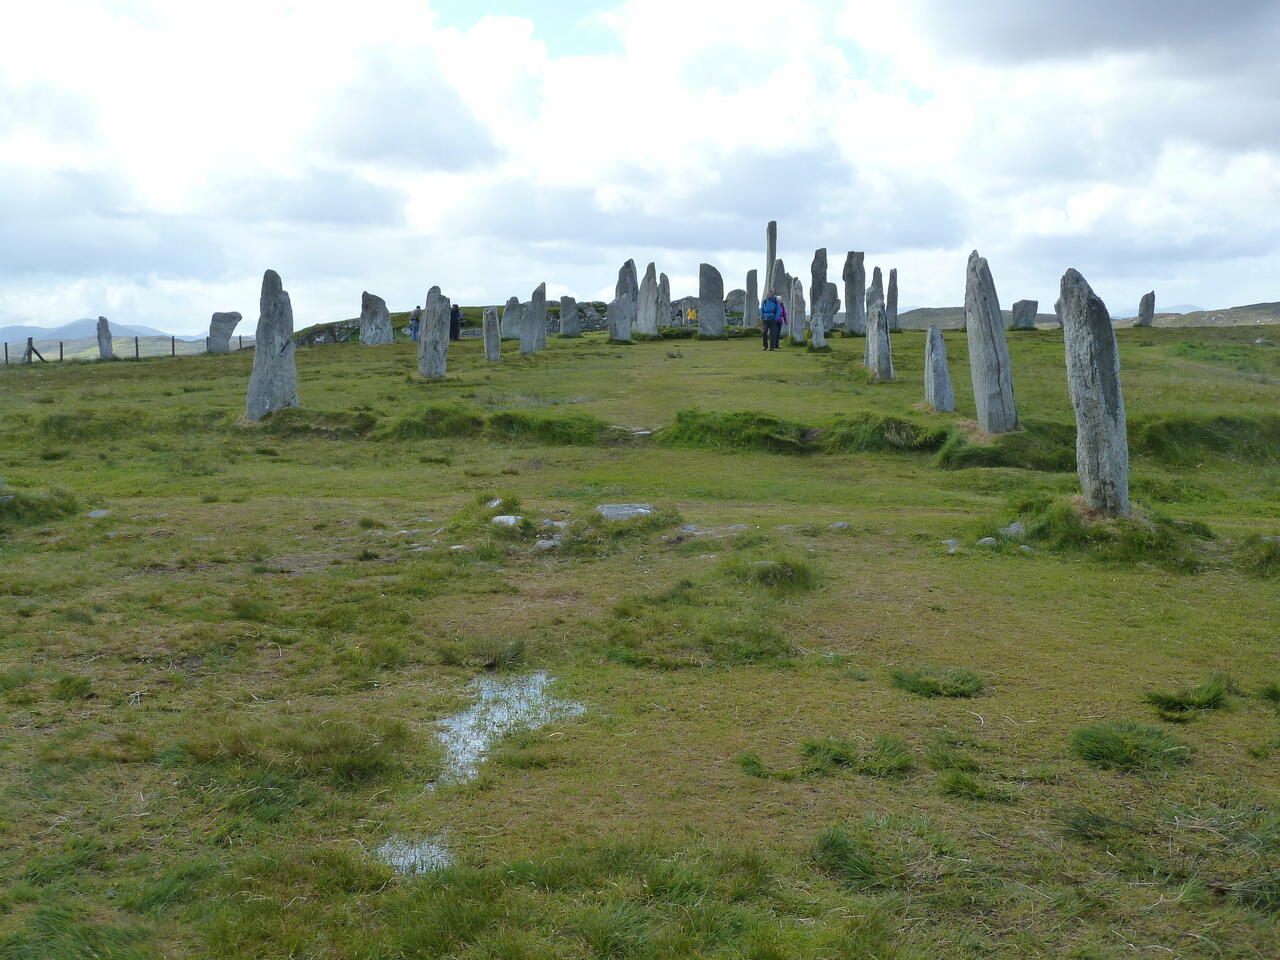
376;834;454;875
434;671;585;786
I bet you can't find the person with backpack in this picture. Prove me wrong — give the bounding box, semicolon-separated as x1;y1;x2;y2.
449;303;463;341
760;289;785;351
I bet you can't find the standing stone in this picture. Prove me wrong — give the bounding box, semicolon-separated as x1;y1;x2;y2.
698;264;726;337
96;316;113;360
559;296;580;337
245;270;299;421
768;259;788;307
744;269;759;328
887;268;900;333
1061;268;1130;516
1135;291;1155;328
842;252;866;337
358;291;393;346
809;249;828;330
1010;299;1039;331
866;267;884;315
418;286;450;378
765;221;777;306
789;277;807;346
964;250;1019;434
924;325;955;412
636;263;660;336
209;312;242;354
522;283;546;354
1054;298;1064;328
482;306;501;361
866;302;894;380
500;297;521;340
658;273;672;327
610;260;637;342
812;283;837;349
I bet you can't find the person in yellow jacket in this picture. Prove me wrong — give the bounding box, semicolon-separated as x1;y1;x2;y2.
687;305;698;326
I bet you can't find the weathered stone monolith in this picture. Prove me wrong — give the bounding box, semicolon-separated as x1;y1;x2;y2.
809;248;827;328
866;267;884;315
522;284;546;354
611;260;637;342
765;221;777;305
866;302;894;380
559;296;580;337
924;325;955;412
1010;299;1038;331
842;252;866;337
768;259;787;309
209;312;242;354
1135;291;1155;328
887;268;900;333
1054;297;1064;327
658;273;672;327
500;297;521;340
789;277;807;346
698;264;726;337
96;316;113;360
418;286;450;378
744;269;759;328
358;292;391;346
1061;268;1130;516
483;306;501;361
812;282;837;349
964;250;1019;434
245;270;299;420
636;263;660;336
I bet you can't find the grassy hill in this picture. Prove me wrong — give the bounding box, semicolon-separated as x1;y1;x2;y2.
2;323;1279;958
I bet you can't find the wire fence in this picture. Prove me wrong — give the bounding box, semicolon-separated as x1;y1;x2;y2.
2;335;255;366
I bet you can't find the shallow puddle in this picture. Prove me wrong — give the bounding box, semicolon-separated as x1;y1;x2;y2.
376;834;454;875
434;672;585;786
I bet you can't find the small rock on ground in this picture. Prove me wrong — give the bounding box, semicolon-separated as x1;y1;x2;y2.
596;504;654;521
977;537;999;547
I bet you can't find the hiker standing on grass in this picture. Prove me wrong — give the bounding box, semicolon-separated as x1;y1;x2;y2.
760;289;785;351
449;303;462;341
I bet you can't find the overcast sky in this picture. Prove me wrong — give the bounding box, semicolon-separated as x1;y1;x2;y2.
3;0;1278;334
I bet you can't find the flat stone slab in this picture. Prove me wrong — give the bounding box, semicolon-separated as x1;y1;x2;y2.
491;515;523;527
596;504;654;521
87;509;111;518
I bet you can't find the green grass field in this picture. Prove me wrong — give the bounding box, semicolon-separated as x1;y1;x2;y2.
2;322;1279;959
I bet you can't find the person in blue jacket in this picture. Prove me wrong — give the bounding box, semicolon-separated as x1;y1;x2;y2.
760;289;785;350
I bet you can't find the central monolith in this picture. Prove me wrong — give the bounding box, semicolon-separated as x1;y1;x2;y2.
964;251;1019;434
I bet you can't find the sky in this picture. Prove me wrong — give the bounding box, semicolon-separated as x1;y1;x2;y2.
2;0;1279;334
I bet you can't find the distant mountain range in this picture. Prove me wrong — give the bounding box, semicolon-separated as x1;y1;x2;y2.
0;318;182;341
897;302;1279;330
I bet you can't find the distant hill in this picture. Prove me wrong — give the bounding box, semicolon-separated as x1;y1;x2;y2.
897;307;1056;330
0;318;175;341
898;303;1280;330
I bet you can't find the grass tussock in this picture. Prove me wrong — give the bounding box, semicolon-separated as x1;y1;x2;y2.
936;420;1077;472
801;735;914;778
657;408;811;454
485;409;609;446
256;406;378;437
1070;720;1192;771
383;403;485;440
938;770;1016;803
890;667;986;699
1145;673;1235;720
0;485;79;529
1130;412;1280;465
718;552;821;595
824;413;947;454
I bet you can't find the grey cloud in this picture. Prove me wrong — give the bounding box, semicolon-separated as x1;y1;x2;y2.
206;168;407;226
0;84;100;143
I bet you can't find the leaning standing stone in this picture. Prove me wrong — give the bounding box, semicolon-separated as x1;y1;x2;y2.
483;306;501;361
1061;268;1130;516
842;252;866;336
745;269;759;328
887;268;900;333
209;312;241;354
1054;298;1064;328
418;286;450;378
636;263;660;336
245;270;299;421
866;302;894;380
698;264;726;337
658;273;672;327
559;296;580;337
611;260;637;342
964;250;1019;434
500;297;521;340
924;325;955;412
359;291;393;345
1135;291;1155;328
1010;299;1038;331
96;316;113;360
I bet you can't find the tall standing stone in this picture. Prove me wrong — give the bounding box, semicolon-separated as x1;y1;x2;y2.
418;286;450;378
866;302;894;380
636;263;660;336
964;250;1019;434
866;267;884;315
768;259;787;306
1010;299;1039;331
559;296;580;337
788;276;807;346
698;264;726;337
887;268;900;333
924;325;955;412
1061;268;1130;516
1135;291;1155;328
522;283;546;354
245;270;299;421
482;306;501;361
765;221;777;306
610;260;637;342
842;252;866;337
96;316;113;360
359;291;393;345
1053;298;1064;328
812;282;838;349
809;249;828;330
658;273;672;327
500;297;521;340
744;270;759;328
209;312;242;354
